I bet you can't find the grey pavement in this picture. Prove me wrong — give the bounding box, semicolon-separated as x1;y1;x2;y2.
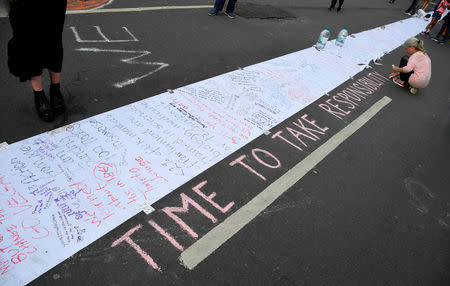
1;0;449;285
0;0;8;18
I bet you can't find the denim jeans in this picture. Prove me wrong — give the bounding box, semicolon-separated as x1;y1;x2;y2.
214;0;237;13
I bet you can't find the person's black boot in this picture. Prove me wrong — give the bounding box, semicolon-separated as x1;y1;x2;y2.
34;90;55;122
49;83;65;114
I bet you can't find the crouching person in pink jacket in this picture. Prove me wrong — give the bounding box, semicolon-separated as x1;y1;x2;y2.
390;37;431;95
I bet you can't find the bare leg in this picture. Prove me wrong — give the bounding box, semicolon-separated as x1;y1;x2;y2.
49;70;61;84
31;75;43;91
428;18;438;31
425;18;438;32
48;70;65;113
32;75;54;121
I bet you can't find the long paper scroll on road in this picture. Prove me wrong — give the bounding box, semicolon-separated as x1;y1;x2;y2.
0;17;426;285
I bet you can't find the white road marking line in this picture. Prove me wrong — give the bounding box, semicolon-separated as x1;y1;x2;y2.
67;5;213;15
179;96;392;270
0;5;213;18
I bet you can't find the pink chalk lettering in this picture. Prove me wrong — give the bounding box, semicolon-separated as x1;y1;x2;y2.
148;220;184;251
359;77;382;89
163;193;217;239
340;89;363;102
192;181;234;213
271;131;304;152
318;101;348;119
251;149;281;169
111;224;161;271
332;95;357;110
292;114;329;139
286;127;311;147
229;155;266;181
353;82;374;94
367;71;388;83
318;72;387;120
335;93;359;106
345;86;368;98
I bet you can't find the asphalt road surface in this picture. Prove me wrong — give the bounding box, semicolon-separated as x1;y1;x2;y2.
1;0;449;285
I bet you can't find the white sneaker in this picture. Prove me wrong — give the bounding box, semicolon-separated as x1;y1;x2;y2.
409;87;418;95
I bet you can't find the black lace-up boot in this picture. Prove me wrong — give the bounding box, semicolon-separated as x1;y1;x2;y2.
50;83;65;114
34;90;55;122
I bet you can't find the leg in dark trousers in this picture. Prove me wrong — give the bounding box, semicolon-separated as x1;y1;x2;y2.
330;0;337;9
434;16;450;41
405;0;419;15
225;0;237;13
399;56;413;85
214;0;226;11
330;0;344;11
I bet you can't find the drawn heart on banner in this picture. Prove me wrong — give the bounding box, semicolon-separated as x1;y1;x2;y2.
67;0;113;10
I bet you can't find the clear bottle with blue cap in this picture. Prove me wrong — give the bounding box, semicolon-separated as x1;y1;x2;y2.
315;27;331;50
335;26;349;47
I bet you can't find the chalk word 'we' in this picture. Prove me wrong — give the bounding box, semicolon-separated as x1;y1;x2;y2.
70;26;138;43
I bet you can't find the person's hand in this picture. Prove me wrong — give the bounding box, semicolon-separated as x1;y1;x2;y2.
392;64;401;72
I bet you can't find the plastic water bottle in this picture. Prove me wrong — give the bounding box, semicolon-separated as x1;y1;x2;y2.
315;27;331;50
335;26;348;47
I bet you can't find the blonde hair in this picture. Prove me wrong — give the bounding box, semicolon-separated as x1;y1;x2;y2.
404;37;426;53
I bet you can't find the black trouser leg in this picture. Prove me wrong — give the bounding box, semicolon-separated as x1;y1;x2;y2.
225;0;237;13
399;56;413;85
338;0;344;8
330;0;337;8
405;0;419;14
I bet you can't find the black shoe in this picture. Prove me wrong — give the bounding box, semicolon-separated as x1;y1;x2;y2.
50;83;65;114
329;7;334;11
337;7;342;12
34;90;55;122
